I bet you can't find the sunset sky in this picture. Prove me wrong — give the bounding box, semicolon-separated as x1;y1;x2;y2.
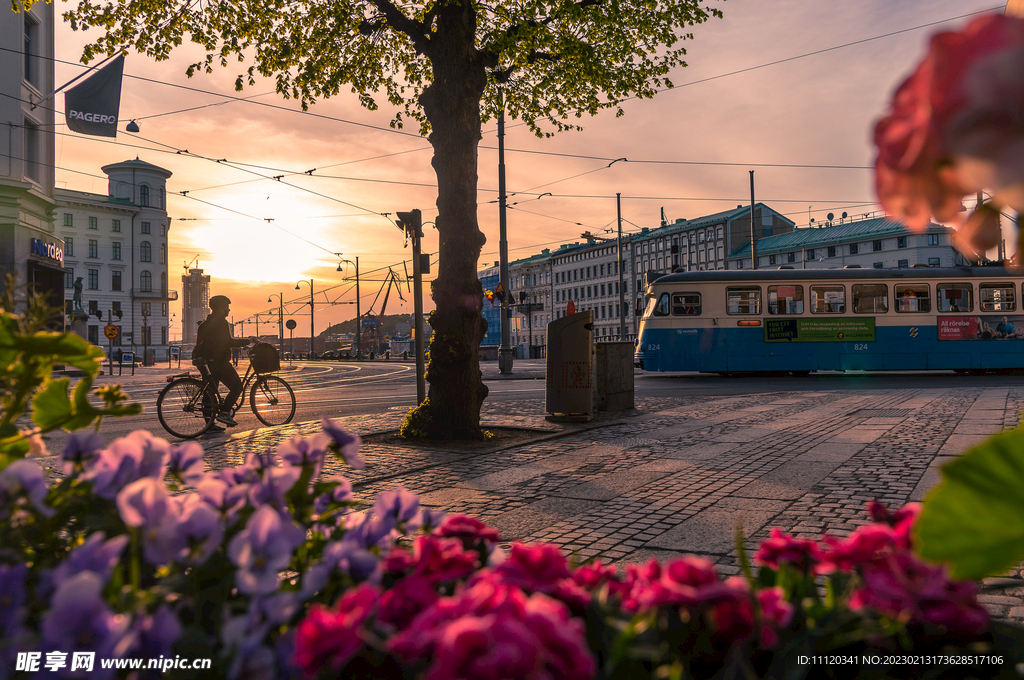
50;0;1006;340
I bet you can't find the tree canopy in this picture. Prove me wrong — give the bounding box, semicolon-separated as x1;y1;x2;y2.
34;0;724;438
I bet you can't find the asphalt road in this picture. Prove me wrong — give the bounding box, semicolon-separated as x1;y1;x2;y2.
38;359;1024;453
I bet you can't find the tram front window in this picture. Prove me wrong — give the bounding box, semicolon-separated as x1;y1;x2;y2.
810;285;845;313
937;283;973;312
651;293;670;316
768;285;803;315
727;286;761;315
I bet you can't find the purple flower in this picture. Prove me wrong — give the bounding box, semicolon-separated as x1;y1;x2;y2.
228;506;305;595
83;431;171;499
343;511;395;549
314;476;354;515
277;433;331;476
41;572;130;671
0;563;27;630
60;431;105;475
123;605;182;660
322;418;364;469
116;478;184;565
248;464;300;510
168;442;205;485
175;495;224;565
42;532;129;596
373;487;421;533
0;459;54;517
197;476;247;521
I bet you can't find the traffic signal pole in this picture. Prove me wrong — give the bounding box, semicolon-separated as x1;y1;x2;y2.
397;209;426;404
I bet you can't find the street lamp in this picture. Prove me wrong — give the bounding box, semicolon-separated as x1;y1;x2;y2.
295;279;314;359
338;257;361;360
141;307;150;367
268;293;284;357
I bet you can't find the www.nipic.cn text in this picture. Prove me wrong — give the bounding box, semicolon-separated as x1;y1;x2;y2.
15;652;213;673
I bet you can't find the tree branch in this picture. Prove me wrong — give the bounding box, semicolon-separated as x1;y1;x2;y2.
367;0;430;54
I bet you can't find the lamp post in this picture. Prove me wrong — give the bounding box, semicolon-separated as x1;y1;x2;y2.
338;257;361;360
295;279;314;359
268;293;284;356
141;308;150;367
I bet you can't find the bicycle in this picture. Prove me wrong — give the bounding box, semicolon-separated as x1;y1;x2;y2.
156;342;296;439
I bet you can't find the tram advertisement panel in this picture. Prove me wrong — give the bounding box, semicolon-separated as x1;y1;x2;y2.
765;318;876;343
938;315;1024;341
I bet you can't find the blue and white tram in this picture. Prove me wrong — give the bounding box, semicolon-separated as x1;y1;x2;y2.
634;267;1024;374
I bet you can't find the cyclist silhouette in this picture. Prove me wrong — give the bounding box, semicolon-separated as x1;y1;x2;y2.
193;295;254;427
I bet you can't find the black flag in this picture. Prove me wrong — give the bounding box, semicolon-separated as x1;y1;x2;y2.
64;56;124;138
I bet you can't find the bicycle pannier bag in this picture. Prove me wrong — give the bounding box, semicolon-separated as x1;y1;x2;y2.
251;343;280;373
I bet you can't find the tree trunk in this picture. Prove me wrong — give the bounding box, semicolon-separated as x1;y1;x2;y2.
401;1;488;440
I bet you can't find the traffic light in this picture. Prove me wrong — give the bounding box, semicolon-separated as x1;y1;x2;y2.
395;209;423;237
518;291;527;304
114;309;123;320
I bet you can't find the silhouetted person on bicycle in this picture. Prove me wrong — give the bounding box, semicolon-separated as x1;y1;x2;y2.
193;295;254;427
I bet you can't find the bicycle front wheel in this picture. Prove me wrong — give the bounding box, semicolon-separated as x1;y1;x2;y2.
157;377;217;439
250;375;296;426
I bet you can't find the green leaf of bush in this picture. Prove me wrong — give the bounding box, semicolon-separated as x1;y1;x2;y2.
31;379;74;430
915;428;1024;579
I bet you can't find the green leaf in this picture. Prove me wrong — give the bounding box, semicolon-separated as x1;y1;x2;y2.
66;377;99;431
31;378;74;430
915;428;1024;579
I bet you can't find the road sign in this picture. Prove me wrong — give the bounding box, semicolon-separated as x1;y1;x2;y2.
104;324;119;340
286;319;297;330
169;346;180;356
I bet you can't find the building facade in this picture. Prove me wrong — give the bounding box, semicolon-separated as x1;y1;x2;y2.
725;217;965;270
57;159;176;359
0;5;62;313
549;238;635;341
507;248;553;357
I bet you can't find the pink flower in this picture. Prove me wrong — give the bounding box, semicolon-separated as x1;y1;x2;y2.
755;528;820;571
627;556;735;611
487;543;590;609
424;614;544;680
385;536;479;582
293;583;379;676
708;579;794;649
818;524;896;573
757;587;795;648
377;574;441;630
434;514;501;548
849;552;988;634
865;500;921;550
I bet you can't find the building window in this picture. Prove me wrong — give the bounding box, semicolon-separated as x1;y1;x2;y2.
806;249;815;260
63;213;73;227
65;268;74;288
88;269;99;290
140;271;152;292
898;259;909;268
140;241;151;262
161;303;167;316
872;240;882;252
928;257;940;267
87;326;98;344
141;302;151;316
141;326;152;346
827;246;836;258
897;236;907;248
927;234;939;246
24;119;39;182
23;15;38;86
112;300;121;316
141;222;151;235
161;326;167;345
112;219;121;233
160;243;166;264
160;272;166;293
112;242;121;260
65;237;73;256
88;216;98;230
769;255;776;265
140;185;150;207
111;271;122;291
88;239;98;259
88;300;98;316
787;252;796;263
849;243;859;255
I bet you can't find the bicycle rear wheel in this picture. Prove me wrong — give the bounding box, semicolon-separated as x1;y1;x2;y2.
157;377;217;439
250;375;296;426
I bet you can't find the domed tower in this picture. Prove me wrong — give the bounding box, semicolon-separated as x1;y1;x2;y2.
101;158;174;361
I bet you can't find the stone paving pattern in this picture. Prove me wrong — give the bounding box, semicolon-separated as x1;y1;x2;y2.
194;379;1024;623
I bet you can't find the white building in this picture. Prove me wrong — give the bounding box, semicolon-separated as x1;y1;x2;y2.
181;266;210;345
549;238;635;342
0;5;62;312
725;217;966;270
57;159;176;359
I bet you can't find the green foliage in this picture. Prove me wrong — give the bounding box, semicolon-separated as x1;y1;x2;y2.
915;428;1024;579
0;277;141;469
52;0;724;137
399;396;433;439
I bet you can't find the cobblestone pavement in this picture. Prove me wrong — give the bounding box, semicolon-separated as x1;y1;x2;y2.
36;371;1024;623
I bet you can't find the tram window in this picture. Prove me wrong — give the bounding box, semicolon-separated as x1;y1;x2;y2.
727;286;761;315
937;283;973;312
895;285;930;313
810;285;845;313
672;292;701;315
852;284;889;313
652;293;670;316
767;285;804;315
980;283;1015;312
